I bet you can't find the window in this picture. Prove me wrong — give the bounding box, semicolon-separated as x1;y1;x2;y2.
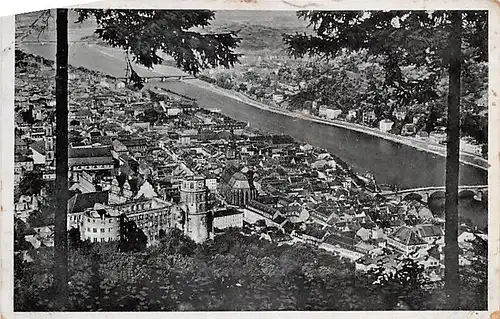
93;228;97;233
87;227;90;232
100;238;105;242
109;228;112;232
101;228;105;233
87;218;90;222
93;238;97;243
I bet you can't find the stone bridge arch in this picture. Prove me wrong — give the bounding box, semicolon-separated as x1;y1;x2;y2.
402;193;423;202
427;190;446;210
458;189;476;199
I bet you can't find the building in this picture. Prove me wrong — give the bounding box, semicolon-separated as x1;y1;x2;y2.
293;225;329;245
69;171;98;193
116;197;175;245
429;131;447;144
415;224;444;246
68;145;114;180
43;123;55;170
29;140;46;165
107;176;134;204
179;134;191;146
346;109;357;121
111;139;129;157
67;191;110;229
319;106;342;120
220;170;258;207
401;123;417;136
212;207;244;231
205;177;218;192
15;135;29;153
362;109;377;124
272;94;284;103
242;200;285;228
176;176;210;243
393;109;407;121
15;195;39;221
14;154;34;174
79;205;122;243
120;138;148;153
379;119;394;133
386;226;428;255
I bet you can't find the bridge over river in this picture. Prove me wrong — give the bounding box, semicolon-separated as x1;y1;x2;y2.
379;185;488;202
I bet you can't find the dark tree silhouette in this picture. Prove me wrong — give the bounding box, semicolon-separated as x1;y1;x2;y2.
284;10;487;309
49;8;242;309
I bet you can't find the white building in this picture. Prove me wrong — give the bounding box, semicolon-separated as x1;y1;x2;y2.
80;205;122;243
272;94;284;103
319;106;342;120
379;119;394;133
212;208;244;231
346;109;357;121
429;131;447;144
205;177;218;192
386;226;429;255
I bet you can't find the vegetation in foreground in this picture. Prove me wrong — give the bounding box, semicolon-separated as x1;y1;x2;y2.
15;228;487;311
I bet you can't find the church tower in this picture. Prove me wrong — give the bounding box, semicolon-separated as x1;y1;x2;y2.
180;176;210;243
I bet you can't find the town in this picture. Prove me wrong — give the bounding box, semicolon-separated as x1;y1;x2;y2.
13;49;488;288
199;51;488;160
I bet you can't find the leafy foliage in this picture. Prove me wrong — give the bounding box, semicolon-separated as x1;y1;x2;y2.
18;169;45;196
75;10;242;75
14;226;487;311
283;11;488;142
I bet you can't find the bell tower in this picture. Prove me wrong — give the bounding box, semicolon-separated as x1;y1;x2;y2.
180;176;209;243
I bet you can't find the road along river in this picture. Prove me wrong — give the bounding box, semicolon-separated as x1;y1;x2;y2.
18;42;488;229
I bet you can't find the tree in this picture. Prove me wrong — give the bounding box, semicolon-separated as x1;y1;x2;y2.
18;169;45;195
54;9;69;308
75;10;241;74
367;258;428;309
39;9;243;309
283;10;487;309
120;218;148;252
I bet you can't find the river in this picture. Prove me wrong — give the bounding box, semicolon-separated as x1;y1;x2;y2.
18;42;488;229
150;80;487;188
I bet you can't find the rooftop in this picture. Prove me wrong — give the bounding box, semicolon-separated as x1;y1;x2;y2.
389;226;427;246
69;145;112;158
67;191;109;214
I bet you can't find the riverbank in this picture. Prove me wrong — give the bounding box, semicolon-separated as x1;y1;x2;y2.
183;78;489;171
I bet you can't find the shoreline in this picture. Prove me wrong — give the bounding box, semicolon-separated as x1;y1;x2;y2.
16;45;488;171
182;78;489;171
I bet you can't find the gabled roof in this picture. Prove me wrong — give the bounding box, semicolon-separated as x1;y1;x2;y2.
67;191;109;214
213;207;243;218
416;224;444;238
120;138;148;147
69;157;114;166
30;140;46;155
273;214;287;225
69;145;112;158
389;226;427;246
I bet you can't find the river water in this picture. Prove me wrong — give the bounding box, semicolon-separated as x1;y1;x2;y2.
18;43;488;229
153;80;488;189
151;81;488;230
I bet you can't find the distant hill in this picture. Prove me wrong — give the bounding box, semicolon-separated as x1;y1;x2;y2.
16;10;309;55
202;11;311;55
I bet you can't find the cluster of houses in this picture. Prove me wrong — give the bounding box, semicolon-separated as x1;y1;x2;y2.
14;51;487;279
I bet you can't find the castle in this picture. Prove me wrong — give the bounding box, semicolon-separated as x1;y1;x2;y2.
175;176;211;243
